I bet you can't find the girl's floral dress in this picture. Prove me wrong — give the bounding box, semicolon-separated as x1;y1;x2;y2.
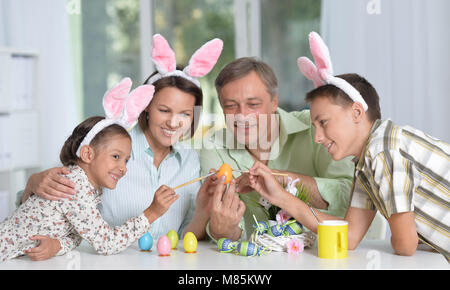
0;165;150;262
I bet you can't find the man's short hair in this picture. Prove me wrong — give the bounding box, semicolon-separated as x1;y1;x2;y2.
215;57;278;99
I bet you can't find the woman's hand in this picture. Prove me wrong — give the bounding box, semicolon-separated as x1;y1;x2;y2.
194;169;218;216
248;161;287;206
145;185;179;223
182;169;218;240
23;167;76;203
25;235;61;261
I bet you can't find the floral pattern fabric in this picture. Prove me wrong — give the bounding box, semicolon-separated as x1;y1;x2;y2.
0;165;150;262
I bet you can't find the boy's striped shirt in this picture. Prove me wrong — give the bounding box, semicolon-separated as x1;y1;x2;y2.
350;119;450;261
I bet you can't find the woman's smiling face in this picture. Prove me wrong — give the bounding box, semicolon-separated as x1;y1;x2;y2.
144;86;196;148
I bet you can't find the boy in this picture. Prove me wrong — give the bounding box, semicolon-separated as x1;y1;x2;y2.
248;73;449;261
247;32;449;261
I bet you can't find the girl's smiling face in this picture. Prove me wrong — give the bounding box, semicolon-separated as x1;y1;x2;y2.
88;134;131;190
144;86;196;149
309;96;360;161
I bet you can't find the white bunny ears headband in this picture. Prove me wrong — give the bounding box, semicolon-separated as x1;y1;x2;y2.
148;34;223;88
297;32;368;111
76;78;154;157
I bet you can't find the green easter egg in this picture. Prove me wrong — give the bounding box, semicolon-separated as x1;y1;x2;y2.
167;230;179;249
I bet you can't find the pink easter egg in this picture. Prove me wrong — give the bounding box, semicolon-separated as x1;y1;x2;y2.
157;235;171;256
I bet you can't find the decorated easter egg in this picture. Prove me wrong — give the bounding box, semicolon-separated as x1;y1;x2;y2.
254;221;269;235
236;241;258;257
284;221;303;236
138;232;153;251
268;224;284;237
157;235;171;256
217;238;237;253
217;163;233;184
183;232;198;253
167;229;179;249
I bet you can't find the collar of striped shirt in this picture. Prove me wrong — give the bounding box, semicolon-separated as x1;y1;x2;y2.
353;119;383;170
129;124;186;166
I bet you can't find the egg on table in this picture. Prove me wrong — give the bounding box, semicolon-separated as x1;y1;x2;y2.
183;232;198;253
138;232;153;251
157;235;172;256
217;163;233;184
167;229;179;250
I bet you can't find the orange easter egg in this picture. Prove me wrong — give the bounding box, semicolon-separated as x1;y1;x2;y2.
217;163;233;184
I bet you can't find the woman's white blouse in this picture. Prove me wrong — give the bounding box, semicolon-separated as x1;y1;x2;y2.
99;125;201;240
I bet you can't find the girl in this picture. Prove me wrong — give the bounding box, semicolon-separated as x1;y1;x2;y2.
0;80;179;262
16;34;223;260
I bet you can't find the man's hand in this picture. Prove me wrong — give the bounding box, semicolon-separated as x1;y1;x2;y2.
25;235;61;261
209;176;246;241
145;185;179;224
235;173;254;194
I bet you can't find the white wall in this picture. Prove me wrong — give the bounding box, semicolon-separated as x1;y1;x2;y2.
0;0;79;169
321;0;450;142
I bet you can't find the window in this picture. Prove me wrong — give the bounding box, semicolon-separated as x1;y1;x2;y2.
77;0;141;118
74;0;321;119
261;0;321;111
151;0;235;117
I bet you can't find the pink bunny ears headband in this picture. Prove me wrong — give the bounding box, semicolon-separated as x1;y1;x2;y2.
76;78;154;157
297;32;368;111
148;34;223;88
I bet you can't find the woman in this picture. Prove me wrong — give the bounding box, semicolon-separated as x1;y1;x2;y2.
17;34;223;260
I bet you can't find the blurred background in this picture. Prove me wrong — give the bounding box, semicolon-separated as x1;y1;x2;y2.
0;0;449;237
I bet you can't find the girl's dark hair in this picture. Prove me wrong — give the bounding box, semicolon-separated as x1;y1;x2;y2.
305;73;381;122
139;65;203;138
60;116;131;166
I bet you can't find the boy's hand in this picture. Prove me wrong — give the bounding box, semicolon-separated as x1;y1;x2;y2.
25;235;61;261
248;161;286;206
145;185;179;223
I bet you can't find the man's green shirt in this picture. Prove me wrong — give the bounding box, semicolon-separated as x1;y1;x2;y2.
198;108;355;240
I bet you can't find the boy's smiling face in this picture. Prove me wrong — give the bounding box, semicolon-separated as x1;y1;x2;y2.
310;96;363;161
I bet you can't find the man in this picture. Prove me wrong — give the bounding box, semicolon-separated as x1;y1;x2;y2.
200;57;355;241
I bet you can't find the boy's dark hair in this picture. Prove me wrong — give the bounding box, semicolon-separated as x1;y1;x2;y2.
305;73;381;122
60;116;131;166
140;65;203;138
215;57;278;100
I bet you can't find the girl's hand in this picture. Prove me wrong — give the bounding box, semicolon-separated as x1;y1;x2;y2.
248;161;286;206
23;167;76;203
25;235;61;261
145;185;179;223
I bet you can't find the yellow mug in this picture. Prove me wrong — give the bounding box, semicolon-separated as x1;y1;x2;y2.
317;220;348;259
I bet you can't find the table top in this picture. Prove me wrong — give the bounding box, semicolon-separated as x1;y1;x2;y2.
0;239;448;270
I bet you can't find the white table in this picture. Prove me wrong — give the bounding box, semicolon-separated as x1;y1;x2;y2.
0;239;448;270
